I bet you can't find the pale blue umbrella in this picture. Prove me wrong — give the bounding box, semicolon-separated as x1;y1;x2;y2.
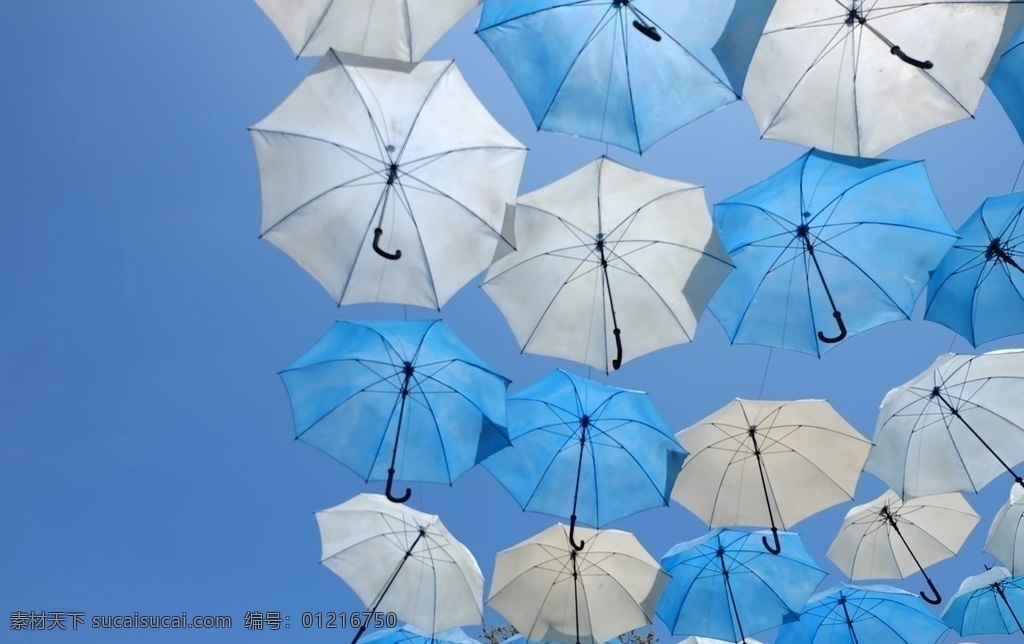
942;567;1024;637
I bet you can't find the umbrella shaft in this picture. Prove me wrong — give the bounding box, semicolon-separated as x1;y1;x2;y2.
749;432;778;532
718;553;747;642
838;598;860;644
352;529;426;644
933;391;1024;485
388;372;414;473
996;585;1024;634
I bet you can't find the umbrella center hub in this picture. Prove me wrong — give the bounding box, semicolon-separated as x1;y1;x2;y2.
403;362;414;377
612;0;629;8
580;415;590;429
386;163;399;185
846;8;866;25
986;237;1011;261
930;386;941;399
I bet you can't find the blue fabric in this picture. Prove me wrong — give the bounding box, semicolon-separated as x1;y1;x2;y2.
482;369;685;527
280;320;510;485
777;584;948;644
362;625;480;644
475;0;740;153
925;191;1024;346
708;149;957;356
656;528;826;641
942;574;1024;636
991;24;1024;145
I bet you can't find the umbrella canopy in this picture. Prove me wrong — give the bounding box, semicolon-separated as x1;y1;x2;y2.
250;53;526;309
864;349;1024;498
487;523;668;644
985;484;1024;575
924;191;1024;346
672;398;870;555
708;149;956;356
363;625;480;644
679;638;763;644
253;0;480;62
475;0;740;153
776;584;949;644
482;369;686;549
316;494;484;641
990;22;1024;144
656;528;827;643
941;567;1024;637
280;320;510;504
483;156;733;373
743;0;1012;157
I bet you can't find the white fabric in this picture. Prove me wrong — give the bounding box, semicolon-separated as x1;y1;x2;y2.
253;0;480;62
827;489;979;581
672;398;870;530
679;638;762;644
487;523;667;644
250;54;525;308
864;349;1024;498
744;0;1010;157
482;156;733;373
985;484;1024;575
316;493;484;633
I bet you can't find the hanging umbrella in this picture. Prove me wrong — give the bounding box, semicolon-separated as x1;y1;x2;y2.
680;638;763;644
482;156;734;373
482;369;686;550
826;489;979;605
924;191;1024;346
280;319;510;503
656;528;827;643
743;0;1013;157
250;53;527;309
671;398;870;555
864;349;1024;498
363;624;480;644
941;567;1024;637
487;523;668;644
316;494;484;643
253;0;481;62
985;484;1024;575
990;22;1024;145
708;148;956;356
475;1;741;153
776;584;949;644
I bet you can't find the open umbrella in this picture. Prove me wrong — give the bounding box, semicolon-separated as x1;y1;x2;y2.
363;625;480;644
709;148;956;356
280;320;510;504
671;398;870;555
250;53;526;309
482;156;733;373
990;21;1024;145
942;567;1024;637
985;484;1024;575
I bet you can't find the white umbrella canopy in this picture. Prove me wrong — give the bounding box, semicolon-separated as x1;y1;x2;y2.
743;0;1012;157
253;0;481;62
986;484;1024;575
482;156;733;374
826;489;980;605
679;639;762;644
671;398;870;554
250;53;526;309
487;523;668;644
316;494;485;637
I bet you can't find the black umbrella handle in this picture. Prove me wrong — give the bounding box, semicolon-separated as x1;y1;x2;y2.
569;514;585;551
385;467;411;504
818;310;848;344
762;527;782;555
920;576;941;605
373;228;402;260
890;46;933;69
611;328;623;371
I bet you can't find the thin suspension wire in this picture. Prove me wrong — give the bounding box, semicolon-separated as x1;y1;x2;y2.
757;348;774;399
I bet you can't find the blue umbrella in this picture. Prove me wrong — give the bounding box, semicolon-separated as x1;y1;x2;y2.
925;191;1024;346
656;528;827;642
475;1;741;153
280;320;511;504
990;22;1024;145
709;149;957;356
777;584;949;644
362;625;480;644
482;369;686;550
942;567;1024;637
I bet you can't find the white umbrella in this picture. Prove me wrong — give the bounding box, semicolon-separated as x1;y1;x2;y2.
743;1;1012;157
864;349;1024;498
672;398;870;554
253;0;480;62
487;523;668;644
316;494;484;642
679;638;762;644
826;489;979;605
250;53;526;309
482;156;733;373
986;484;1024;575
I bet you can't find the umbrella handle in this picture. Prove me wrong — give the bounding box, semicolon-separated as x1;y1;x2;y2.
373;228;402;261
817;310;848;344
920;577;942;605
632;20;661;41
612;328;623;371
385;468;412;504
569;514;585;551
890;46;933;70
762;527;782;555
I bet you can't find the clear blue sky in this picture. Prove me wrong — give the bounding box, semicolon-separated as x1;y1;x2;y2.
2;2;1023;642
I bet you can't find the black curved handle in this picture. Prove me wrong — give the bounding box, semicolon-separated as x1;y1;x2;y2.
385;467;412;504
762;527;782;555
373;228;402;261
920;576;942;605
818;310;848;344
891;46;933;69
611;328;623;371
568;514;585;551
632;20;661;41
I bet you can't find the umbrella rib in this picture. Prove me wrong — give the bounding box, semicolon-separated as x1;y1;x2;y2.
296;0;337;57
394;61;456;167
475;0;597;32
618;10;643;153
386;172;442;305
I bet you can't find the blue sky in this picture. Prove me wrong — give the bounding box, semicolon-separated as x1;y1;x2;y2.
3;1;1024;642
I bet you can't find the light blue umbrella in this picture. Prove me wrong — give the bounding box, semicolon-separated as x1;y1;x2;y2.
482;369;686;550
280;320;510;504
990;23;1024;145
656;528;827;642
942;567;1024;637
925;191;1024;346
777;584;948;644
362;624;480;644
475;0;742;153
709;149;957;356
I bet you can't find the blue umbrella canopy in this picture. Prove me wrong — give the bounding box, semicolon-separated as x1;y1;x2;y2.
709;149;957;356
482;369;686;549
990;22;1024;145
942;567;1024;637
362;624;481;644
475;0;742;153
777;584;949;644
656;528;826;642
925;191;1024;346
280;320;511;504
